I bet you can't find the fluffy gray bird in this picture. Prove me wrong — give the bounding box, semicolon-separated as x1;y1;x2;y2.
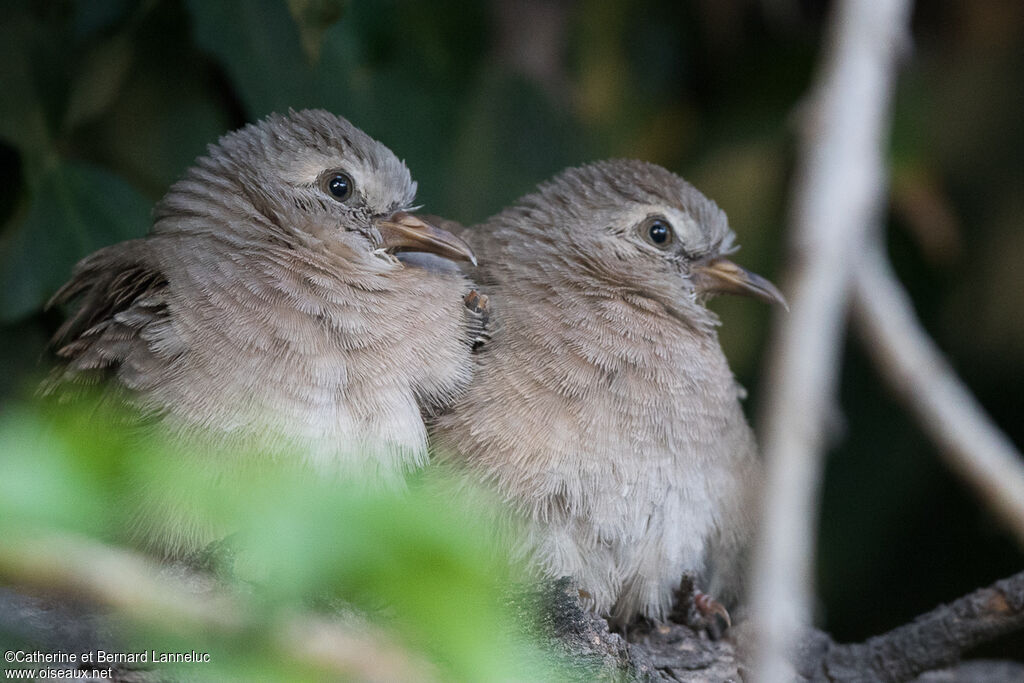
431;160;785;626
47;109;480;553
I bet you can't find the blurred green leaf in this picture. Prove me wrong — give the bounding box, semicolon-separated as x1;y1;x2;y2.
0;409;107;536
0;160;150;321
63;30;136;131
0;399;561;680
287;0;346;64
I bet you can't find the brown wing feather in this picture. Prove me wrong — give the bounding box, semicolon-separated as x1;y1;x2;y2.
43;240;171;397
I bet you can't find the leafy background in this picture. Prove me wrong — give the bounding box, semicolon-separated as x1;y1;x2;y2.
1;0;1023;664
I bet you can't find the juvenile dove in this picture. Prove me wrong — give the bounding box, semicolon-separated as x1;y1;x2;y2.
431;160;785;626
47;109;481;554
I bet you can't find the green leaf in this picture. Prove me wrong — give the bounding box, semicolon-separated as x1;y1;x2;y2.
0;408;109;537
0;160;151;321
0;399;564;680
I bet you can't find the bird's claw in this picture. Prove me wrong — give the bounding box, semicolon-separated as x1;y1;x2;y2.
464;289;489;316
693;589;731;640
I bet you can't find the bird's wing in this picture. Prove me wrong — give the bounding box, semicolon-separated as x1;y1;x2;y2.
43;240;178;401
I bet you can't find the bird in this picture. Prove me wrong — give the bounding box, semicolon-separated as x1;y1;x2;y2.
45;109;482;555
430;159;785;628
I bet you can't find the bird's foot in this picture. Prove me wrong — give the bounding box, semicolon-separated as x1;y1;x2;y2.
464;289;491;350
693;589;731;640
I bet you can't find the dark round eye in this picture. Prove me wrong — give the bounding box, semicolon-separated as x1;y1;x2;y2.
644;218;673;248
326;173;353;201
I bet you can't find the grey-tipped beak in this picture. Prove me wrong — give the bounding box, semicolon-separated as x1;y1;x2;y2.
375;211;477;266
693;257;788;310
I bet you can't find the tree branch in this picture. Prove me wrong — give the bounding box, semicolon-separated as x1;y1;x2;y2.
852;242;1024;545
749;0;914;680
543;572;1024;682
4;537;1023;681
538;571;1024;681
810;570;1024;682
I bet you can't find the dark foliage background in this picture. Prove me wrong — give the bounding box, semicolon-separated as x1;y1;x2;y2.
1;0;1022;659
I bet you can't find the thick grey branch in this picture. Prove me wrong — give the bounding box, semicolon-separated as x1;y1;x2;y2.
853;243;1024;545
750;0;914;680
542;571;1024;682
812;570;1024;682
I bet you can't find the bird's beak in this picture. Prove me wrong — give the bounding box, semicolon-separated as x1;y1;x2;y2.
375;211;477;266
693;257;788;309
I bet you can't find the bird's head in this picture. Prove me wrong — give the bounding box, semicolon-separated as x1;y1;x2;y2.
158;109;475;267
499;159;785;327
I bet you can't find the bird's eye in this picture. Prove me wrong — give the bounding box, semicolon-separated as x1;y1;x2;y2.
325;172;354;202
642;217;674;248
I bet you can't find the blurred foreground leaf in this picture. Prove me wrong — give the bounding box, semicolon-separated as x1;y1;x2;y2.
0;398;563;680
